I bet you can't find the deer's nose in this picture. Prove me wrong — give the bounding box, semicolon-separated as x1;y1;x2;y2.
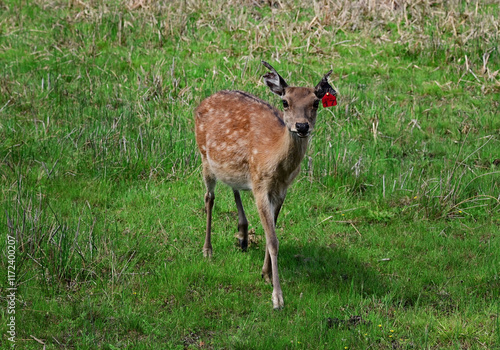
295;123;309;136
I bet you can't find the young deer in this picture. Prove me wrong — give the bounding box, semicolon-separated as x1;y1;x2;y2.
195;61;335;309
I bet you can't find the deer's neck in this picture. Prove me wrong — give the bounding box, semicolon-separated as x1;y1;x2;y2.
274;127;309;176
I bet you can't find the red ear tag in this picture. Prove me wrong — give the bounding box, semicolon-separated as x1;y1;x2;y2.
322;92;337;108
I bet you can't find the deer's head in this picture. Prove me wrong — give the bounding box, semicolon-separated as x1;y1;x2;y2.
262;61;335;138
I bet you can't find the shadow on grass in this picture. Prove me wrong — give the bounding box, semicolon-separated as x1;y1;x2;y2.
246;242;384;292
284;242;388;295
245;240;418;311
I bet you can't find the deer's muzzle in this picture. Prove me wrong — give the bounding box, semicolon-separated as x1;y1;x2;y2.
295;122;310;138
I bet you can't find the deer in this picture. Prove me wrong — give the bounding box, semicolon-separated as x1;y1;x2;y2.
194;61;336;309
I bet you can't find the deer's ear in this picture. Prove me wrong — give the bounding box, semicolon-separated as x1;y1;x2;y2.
262;61;288;96
263;72;287;96
314;70;335;99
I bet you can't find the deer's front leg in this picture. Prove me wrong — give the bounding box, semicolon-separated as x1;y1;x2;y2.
255;192;284;309
262;191;286;283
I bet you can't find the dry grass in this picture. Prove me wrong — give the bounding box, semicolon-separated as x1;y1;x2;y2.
27;0;499;48
32;0;496;89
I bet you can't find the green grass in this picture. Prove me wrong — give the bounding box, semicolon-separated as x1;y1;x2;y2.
1;0;499;348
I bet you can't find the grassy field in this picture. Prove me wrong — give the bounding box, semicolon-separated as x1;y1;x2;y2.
1;0;499;348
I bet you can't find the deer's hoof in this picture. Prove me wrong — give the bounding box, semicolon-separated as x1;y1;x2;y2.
272;291;284;310
235;232;248;252
203;248;212;258
238;238;248;252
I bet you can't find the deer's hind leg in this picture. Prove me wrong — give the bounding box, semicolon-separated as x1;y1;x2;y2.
233;190;249;251
202;165;216;258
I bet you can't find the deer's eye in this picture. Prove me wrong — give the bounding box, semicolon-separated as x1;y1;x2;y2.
313;100;320;109
282;100;289;109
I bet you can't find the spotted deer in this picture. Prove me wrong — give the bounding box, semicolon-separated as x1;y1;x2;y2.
194;61;336;309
